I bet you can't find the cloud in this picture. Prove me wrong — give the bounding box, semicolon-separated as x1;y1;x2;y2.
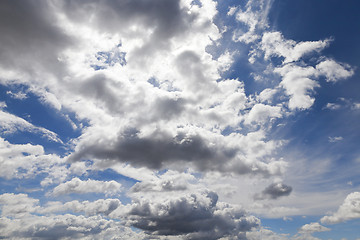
0;214;142;240
50;178;122;197
0;193;39;218
323;102;342;110
232;0;272;43
39;199;123;218
316;59;354;82
6;90;28;100
0;0;72;81
254;182;293;200
130;170;195;193
0;138;66;183
244;103;282;125
275;64;320;110
125;191;260;239
247;227;289;240
0;101;6;109
321;192;360;224
69;127;286;177
69;128;236;171
0;194;143;239
298;222;330;234
328;136;344;143
261;32;330;63
0;109;63;143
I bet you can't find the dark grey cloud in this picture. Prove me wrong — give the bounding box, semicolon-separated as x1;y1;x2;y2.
255;182;293;200
126;191;259;239
69;128;237;171
0;0;72;77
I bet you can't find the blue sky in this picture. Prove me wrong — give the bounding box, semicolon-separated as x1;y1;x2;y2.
0;0;360;239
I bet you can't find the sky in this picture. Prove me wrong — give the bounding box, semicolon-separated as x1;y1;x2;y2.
0;0;360;239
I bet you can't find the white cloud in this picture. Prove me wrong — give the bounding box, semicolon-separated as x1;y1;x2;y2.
245;103;282;125
328;136;344;143
0;193;39;218
324;102;342;110
275;64;319;110
0;101;6;109
321;192;360;224
6;90;28;100
50;178;122;197
316;59;354;82
0;138;66;182
0;109;62;143
261;32;330;63
298;222;330;234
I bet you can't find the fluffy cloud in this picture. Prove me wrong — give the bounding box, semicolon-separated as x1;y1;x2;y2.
316;59;354;82
321;192;360;224
0;214;142;240
50;178;122;196
125;191;260;239
0;138;66;183
39;199;123;218
0;193;39;218
0;0;358;238
244;103;282;125
298;222;330;234
261;32;330;63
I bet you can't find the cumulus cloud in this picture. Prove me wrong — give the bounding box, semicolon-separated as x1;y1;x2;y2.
254;182;293;200
0;0;357;238
275;64;320;110
316;59;354;82
244;103;282;125
0;138;66;183
321;192;360;224
50;178;122;197
130;170;195;193
125;191;260;239
298;222;330;234
0;193;39;218
0;193;142;239
39;199;123;218
261;32;330;63
0;214;142;240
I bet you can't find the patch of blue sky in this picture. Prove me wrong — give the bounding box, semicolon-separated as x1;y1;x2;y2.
91;47;127;71
317;219;360;240
0;173;47;197
0;84;85;155
261;215;321;236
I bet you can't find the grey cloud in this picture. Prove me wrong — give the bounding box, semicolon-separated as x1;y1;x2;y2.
130;172;193;193
0;0;72;77
255;182;292;200
58;0;198;64
70;128;237;171
131;180;188;193
126;191;259;239
75;74;186;122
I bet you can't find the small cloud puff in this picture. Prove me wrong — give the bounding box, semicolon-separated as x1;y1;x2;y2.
254;182;293;200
